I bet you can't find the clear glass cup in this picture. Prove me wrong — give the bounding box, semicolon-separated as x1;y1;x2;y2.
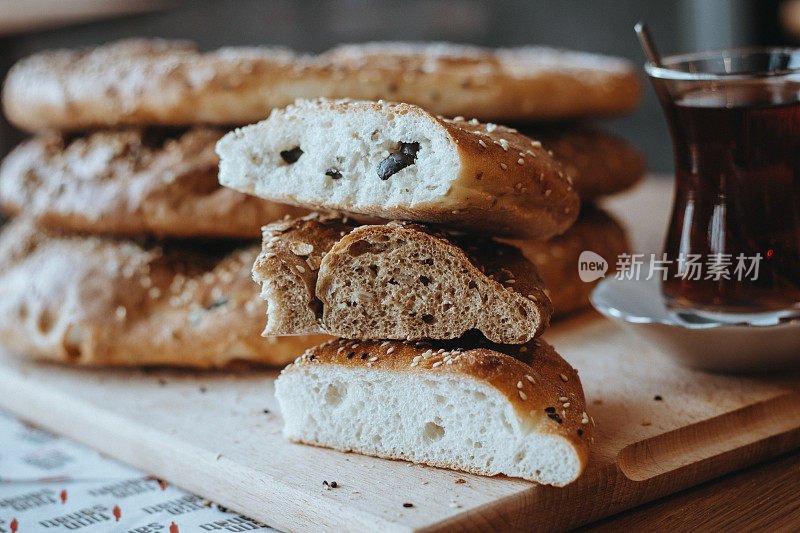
645;47;800;324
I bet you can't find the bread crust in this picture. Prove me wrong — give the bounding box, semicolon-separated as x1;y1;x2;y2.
252;214;552;342
218;99;580;239
1;39;311;132
282;335;592;485
531;128;646;200
3;39;640;132
320;42;641;122
0;219;330;367
505;207;631;317
0;127;309;238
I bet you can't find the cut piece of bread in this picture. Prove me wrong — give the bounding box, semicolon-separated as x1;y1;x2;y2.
0;218;331;367
317;221;552;343
252;214;552;343
2;39;640;132
504;207;630;317
275;336;592;486
0;127;310;238
217;98;579;239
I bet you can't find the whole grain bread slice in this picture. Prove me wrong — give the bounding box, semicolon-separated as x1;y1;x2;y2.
252;214;552;343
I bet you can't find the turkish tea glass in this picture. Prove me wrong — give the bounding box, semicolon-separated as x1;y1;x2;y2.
646;47;800;324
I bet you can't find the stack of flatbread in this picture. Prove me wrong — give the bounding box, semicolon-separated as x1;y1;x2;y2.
0;39;644;485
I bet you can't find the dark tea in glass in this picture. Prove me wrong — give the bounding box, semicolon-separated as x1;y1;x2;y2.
647;48;800;321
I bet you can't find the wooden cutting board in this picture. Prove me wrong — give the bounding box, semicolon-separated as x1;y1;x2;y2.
1;178;799;532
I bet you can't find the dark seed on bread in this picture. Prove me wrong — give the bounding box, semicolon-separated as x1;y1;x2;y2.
280;146;303;163
325;168;343;179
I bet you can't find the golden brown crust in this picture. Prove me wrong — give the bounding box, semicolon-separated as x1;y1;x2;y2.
438;114;580;238
285;336;592;462
504;207;631;317
521;128;646;200
3;39;640;132
1;39;309;132
0;219;330;367
320;42;642;122
0;128;309;238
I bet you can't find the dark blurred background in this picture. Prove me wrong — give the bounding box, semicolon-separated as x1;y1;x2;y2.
1;0;799;173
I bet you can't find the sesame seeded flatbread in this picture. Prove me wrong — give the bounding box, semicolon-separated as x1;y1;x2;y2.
0;219;330;367
0;127;309;238
3;39;641;131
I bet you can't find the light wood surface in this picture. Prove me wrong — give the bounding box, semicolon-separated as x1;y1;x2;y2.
0;178;799;532
582;451;800;531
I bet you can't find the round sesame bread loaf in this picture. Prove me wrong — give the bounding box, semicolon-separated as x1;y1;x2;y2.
0;127;309;238
0;219;330;367
505;207;631;317
252;213;552;343
217;99;580;239
275;336;592;486
2;39;640;132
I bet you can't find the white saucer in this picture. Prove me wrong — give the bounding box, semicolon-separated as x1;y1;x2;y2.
590;276;800;373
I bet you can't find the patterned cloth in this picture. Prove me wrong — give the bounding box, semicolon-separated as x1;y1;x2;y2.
0;411;276;532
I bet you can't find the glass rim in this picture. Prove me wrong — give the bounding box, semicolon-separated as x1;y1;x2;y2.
644;45;800;81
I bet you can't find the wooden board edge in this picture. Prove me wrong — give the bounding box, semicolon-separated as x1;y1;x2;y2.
617;392;800;481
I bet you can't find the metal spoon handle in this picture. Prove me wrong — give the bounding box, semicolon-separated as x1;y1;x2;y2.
635;21;663;67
